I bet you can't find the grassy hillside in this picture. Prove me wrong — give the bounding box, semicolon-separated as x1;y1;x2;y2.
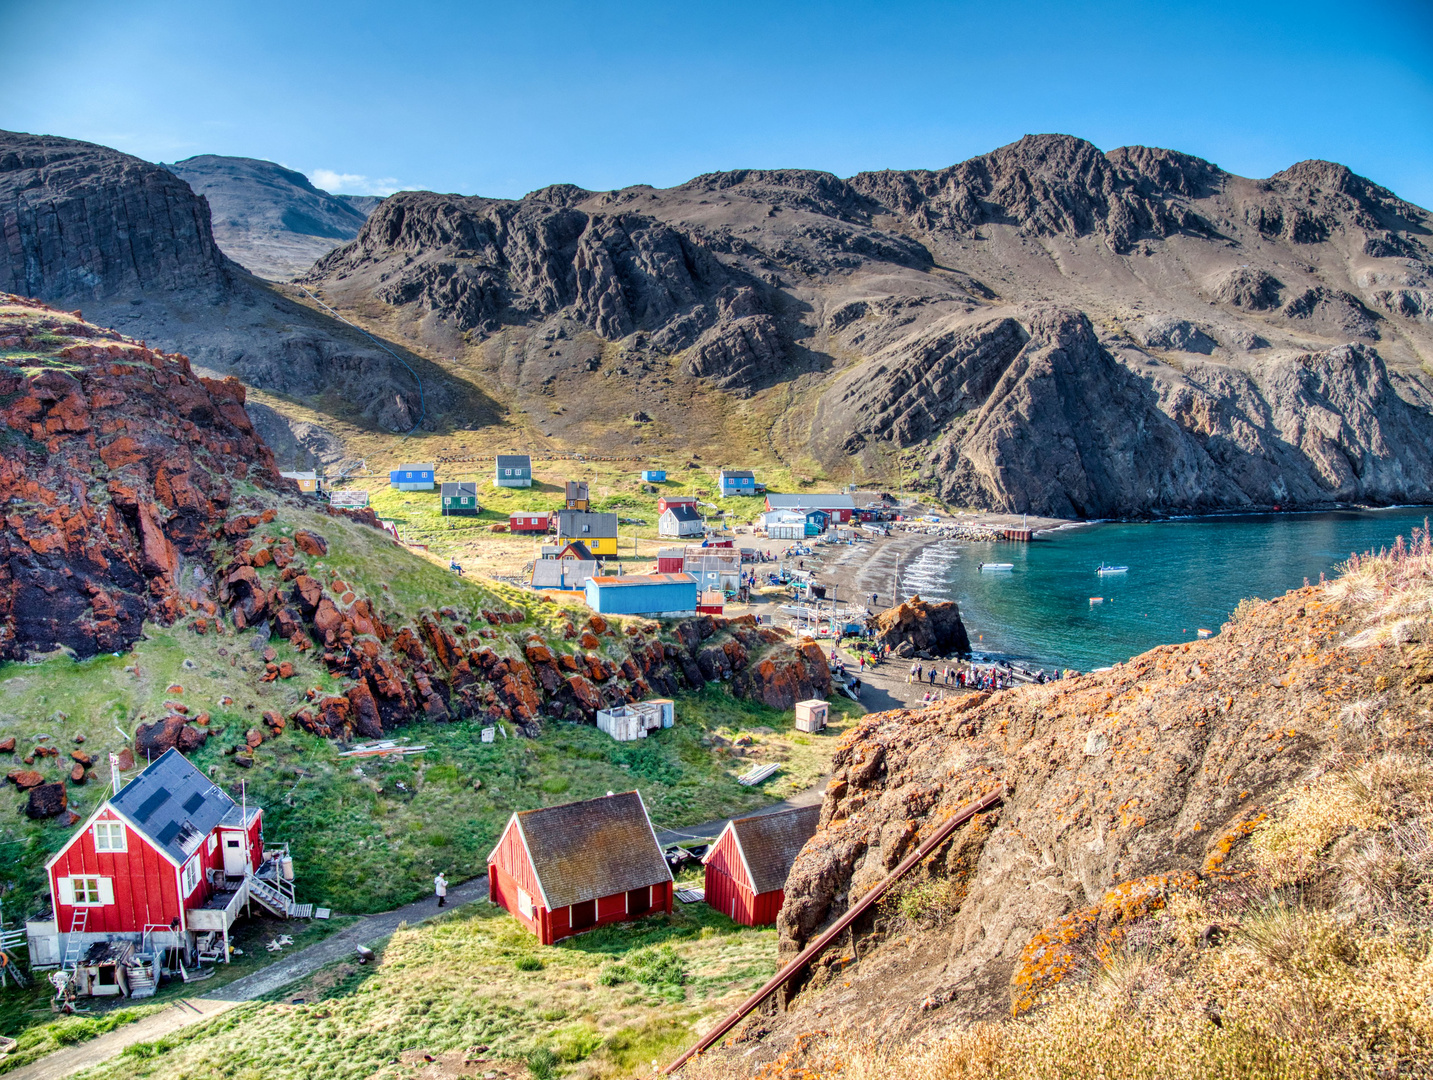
70;876;778;1080
0;500;860;918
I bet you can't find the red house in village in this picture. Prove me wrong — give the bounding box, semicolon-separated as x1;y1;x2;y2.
656;494;698;515
703;805;820;926
509;511;552;533
488;791;673;945
29;749;307;991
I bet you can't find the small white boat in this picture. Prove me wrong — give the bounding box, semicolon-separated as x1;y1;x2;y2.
979;562;1014;572
1197;628;1213;638
1096;564;1128;575
1089;597;1104;605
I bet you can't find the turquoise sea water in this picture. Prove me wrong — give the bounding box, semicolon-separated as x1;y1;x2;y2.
897;508;1433;672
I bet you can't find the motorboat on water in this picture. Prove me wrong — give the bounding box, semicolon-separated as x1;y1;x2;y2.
978;562;1014;571
1096;564;1128;575
1197;628;1213;638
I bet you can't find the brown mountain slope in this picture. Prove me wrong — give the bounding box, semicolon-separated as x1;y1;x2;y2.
0;130;476;439
678;538;1433;1076
306;134;1433;516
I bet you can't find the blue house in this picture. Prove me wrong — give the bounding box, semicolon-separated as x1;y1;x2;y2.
584;573;698;616
389;464;435;491
718;469;762;498
641;470;666;483
804;509;830;536
495;455;532;488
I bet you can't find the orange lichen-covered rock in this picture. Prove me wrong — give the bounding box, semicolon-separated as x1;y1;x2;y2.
0;297;284;661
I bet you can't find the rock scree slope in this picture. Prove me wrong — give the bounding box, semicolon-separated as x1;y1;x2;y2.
164;155;380;281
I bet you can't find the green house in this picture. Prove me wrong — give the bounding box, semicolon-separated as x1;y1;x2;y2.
441;481;481;516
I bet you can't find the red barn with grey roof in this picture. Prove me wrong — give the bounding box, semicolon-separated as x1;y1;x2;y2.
703;805;820;925
487;791;673;944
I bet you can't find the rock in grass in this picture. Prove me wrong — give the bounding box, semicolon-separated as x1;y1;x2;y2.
25;782;67;818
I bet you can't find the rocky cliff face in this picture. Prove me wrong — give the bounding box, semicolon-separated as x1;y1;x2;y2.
692;563;1433;1071
307;133;1433;515
0;294;283;659
0;133;231;302
0;130;454;438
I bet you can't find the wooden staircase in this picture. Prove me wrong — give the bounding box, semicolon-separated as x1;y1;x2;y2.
245;872;311;919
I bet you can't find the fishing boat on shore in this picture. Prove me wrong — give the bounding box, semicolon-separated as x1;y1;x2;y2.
978;562;1014;572
1096;563;1128;575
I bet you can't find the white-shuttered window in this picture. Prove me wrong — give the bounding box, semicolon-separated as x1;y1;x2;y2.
93;821;126;852
208;832;218;854
59;876;113;906
517;888;534;918
181;857;201;896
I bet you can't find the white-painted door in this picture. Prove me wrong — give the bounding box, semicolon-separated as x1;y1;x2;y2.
221;832;246;876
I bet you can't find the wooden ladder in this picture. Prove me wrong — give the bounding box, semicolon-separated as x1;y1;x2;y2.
664;785;1004;1075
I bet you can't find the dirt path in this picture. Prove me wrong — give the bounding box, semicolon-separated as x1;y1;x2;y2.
6;877;491;1080
7;783;844;1080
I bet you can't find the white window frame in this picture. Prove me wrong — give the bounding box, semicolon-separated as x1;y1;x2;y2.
207;833;218;854
517;887;534;918
60;875;113;906
181;857;201;896
93;821;126;852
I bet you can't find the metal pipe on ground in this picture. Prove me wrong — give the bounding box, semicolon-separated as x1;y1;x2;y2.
663;784;1005;1075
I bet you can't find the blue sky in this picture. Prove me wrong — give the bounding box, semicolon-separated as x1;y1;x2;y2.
3;0;1431;207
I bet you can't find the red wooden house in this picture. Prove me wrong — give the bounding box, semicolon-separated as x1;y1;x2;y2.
510;511;552;533
703;805;820;926
488;791;673;945
656;495;697;515
29;748;307;989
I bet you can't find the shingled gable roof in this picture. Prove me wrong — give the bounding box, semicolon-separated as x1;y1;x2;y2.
710;804;821;895
663;503;702;522
106;747;240;865
494;791;672;910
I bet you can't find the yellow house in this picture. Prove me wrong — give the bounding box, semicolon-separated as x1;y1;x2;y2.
281;470;322;493
557;510;618;556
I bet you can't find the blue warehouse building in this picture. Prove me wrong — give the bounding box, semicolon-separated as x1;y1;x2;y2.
584;573;698;616
390;463;435;490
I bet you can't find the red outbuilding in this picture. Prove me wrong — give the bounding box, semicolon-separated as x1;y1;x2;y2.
703;805;820;926
655;547;685;573
509;511;552;533
656;495;698;515
30;748;308;987
488;791;673;945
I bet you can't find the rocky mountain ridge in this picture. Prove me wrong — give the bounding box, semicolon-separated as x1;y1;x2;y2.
308;134;1433;516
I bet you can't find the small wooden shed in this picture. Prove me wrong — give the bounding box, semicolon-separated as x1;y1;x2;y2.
703;805;821;926
641;470;666;483
487;792;673;945
565;481;590;510
794;700;828;732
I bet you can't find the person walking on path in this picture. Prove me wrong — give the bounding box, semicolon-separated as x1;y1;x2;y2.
435;871;448;907
908;662;918;684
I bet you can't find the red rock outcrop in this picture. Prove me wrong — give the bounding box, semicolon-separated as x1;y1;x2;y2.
0;295;283;660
